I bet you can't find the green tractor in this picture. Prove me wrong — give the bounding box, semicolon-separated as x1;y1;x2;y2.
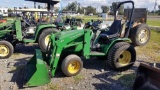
24;1;145;87
0;0;62;59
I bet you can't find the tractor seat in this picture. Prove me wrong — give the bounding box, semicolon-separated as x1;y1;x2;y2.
100;20;121;39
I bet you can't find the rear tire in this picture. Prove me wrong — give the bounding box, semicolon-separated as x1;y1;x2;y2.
0;41;14;59
61;54;83;77
130;24;150;46
107;42;136;71
38;28;59;52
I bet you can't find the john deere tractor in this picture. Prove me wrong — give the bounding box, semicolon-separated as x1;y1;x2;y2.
0;0;61;59
24;1;148;87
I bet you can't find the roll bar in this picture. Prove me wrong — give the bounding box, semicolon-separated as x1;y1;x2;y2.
114;1;135;38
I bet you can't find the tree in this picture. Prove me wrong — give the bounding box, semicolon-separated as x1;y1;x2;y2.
55;9;59;13
110;2;124;15
8;9;12;12
101;6;109;13
63;1;78;12
77;3;81;13
85;6;96;15
158;5;160;15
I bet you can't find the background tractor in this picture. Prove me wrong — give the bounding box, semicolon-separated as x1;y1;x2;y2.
0;0;61;59
24;1;143;87
54;11;84;30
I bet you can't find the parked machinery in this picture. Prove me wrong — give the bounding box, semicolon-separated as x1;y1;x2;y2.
0;0;61;59
24;1;145;87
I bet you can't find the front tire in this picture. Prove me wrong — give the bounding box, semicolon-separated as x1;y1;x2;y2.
61;54;83;77
38;28;59;52
0;41;14;59
107;42;136;71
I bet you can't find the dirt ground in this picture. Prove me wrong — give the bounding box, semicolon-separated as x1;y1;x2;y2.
0;44;158;90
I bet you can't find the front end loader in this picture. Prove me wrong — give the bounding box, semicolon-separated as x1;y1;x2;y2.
24;1;139;87
133;63;160;90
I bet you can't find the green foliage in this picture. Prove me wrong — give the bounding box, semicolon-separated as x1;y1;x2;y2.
46;83;60;90
110;2;124;15
101;6;109;13
62;1;78;12
148;8;160;16
136;30;160;62
54;9;59;13
8;9;13;12
147;20;160;26
38;5;41;9
77;4;85;14
84;6;96;15
73;74;83;83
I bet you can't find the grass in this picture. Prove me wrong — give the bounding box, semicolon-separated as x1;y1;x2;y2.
73;74;84;83
147;20;160;26
136;30;160;62
45;83;61;90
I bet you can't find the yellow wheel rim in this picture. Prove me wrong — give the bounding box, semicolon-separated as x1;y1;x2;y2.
138;29;149;43
0;45;9;57
68;61;80;74
45;35;50;46
118;51;131;65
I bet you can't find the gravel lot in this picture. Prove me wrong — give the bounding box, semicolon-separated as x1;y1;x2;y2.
0;44;157;90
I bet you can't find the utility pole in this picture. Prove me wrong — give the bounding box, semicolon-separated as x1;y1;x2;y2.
34;2;36;9
154;0;157;15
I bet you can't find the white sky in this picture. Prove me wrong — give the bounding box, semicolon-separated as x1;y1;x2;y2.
0;0;160;11
61;0;160;12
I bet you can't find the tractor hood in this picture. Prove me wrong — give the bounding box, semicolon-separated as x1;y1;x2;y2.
55;30;85;40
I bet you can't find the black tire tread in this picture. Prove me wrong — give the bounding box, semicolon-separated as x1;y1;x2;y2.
38;28;59;52
61;54;83;77
0;41;14;59
107;42;136;71
131;24;150;46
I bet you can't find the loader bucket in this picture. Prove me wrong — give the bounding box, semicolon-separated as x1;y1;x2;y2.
24;49;51;87
133;63;160;90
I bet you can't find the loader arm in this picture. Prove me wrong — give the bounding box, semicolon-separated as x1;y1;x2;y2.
48;29;91;76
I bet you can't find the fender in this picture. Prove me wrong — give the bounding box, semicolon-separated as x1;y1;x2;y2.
34;24;57;42
103;38;132;54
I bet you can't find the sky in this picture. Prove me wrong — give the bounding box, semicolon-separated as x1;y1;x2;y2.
0;0;160;11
